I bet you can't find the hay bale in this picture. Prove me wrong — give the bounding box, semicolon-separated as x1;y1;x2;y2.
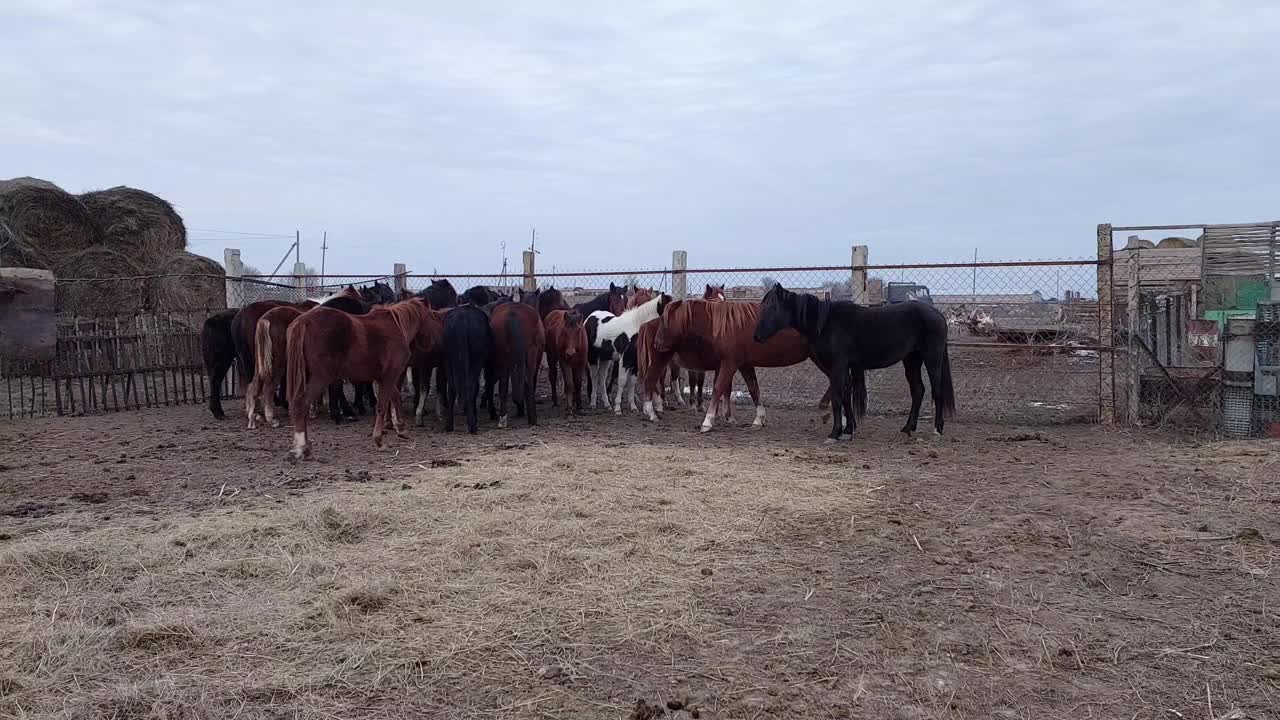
0;176;62;194
79;186;187;257
54;246;147;316
148;252;225;311
0;185;101;269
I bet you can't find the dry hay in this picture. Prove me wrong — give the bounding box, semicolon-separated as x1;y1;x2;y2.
0;183;101;269
147;251;226;312
0;176;62;194
53;245;148;314
78;186;187;256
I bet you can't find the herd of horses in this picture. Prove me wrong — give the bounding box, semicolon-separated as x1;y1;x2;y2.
200;277;956;459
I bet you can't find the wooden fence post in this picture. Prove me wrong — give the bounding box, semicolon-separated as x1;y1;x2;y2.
1097;223;1115;424
293;261;307;302
851;245;868;303
224;248;243;308
393;263;407;295
522;251;536;292
672;250;687;299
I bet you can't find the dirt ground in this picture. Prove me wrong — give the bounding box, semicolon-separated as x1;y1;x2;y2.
1;399;1277;719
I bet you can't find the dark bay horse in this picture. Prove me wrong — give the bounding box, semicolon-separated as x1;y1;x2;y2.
417;278;458;309
286;298;431;459
408;307;449;426
443;303;493;434
230;299;315;414
754;283;955;441
358;281;397;305
488;301;546;428
518;286;569;320
200;309;237;419
652;299;832;432
544;309;586;413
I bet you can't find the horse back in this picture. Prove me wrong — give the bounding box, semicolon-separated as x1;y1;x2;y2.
837;301;949;367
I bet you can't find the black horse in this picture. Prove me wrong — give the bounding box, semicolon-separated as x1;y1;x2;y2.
200;309;238;419
517;286;569;320
753;283;955;442
358;281;397;305
416;278;458;309
443;303;494;434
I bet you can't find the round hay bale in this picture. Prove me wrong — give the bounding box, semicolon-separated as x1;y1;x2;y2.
78;186;187;258
1156;236;1196;249
55;245;148;316
147;252;226;311
0;176;63;194
0;184;101;269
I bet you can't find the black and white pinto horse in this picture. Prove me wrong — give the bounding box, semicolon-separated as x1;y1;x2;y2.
584;293;671;413
753;283;955;442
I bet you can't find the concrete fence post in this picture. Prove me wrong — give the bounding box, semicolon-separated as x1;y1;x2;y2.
393;263;407;295
851;245;868;304
522;251;536;292
224;248;243;308
1097;223;1115;424
672;250;687;299
293;261;307;302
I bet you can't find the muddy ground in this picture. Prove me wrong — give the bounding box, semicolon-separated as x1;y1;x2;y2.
1;400;1277;719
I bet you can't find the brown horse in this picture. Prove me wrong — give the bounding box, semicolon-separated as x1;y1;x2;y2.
286;298;430;460
231;300;314;407
636;283;725;417
487;301;546;428
544;308;587;413
247;304;310;429
651;299;827;432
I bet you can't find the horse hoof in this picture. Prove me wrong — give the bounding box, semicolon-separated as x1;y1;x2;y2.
498;416;509;429
823;437;838;445
699;425;713;434
270;420;281;428
839;434;853;442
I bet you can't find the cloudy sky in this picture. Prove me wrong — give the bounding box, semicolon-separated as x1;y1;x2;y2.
3;1;1278;277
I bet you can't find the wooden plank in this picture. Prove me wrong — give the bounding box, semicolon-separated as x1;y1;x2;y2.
0;268;55;361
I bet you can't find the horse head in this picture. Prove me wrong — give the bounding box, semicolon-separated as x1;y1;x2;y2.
603;282;625;314
653;299;683;353
704;284;726;301
628;287;655;309
423;278;458;308
754;283;827;343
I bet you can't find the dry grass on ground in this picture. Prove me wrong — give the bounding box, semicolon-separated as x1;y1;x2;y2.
0;406;1278;719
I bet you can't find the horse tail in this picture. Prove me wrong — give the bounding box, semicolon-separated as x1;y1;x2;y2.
938;345;957;419
507;310;527;406
851;367;867;421
254;317;273;385
286;318;307;408
636;323;652;381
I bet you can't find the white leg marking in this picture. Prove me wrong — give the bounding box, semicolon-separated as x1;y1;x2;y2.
752;405;766;428
291;431;307;459
644;399;658;422
416;389;428;425
499;414;509;429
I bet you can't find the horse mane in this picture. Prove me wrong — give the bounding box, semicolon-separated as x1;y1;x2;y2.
660;299;758;346
628;287;655;309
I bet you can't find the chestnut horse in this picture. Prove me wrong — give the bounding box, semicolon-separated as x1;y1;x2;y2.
650;299;833;432
487;301;546;428
544;308;587;413
246;304;309;429
285;298;430;460
636;283;725;418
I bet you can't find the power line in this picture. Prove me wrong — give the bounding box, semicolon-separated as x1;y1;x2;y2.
188;227;295;238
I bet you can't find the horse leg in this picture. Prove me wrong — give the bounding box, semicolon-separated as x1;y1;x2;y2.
613;360;626;416
547;355;559;407
702;363;735;433
739;366;765;429
289;377;327;461
372;380;391;450
924;351;946;435
466;366;482;434
526;354;540;426
262;377;281;428
207;354;233;420
389;376;410;440
485;365;498;421
497;369;510;429
244;377;260;429
902;352;925;435
434;367;447;422
825;360;849;443
444;371;457;433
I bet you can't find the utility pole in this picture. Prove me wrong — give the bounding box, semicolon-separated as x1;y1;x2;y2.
320;231;328;277
295;230;301;266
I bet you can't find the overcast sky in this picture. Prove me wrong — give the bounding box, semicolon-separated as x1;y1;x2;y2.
3;1;1278;277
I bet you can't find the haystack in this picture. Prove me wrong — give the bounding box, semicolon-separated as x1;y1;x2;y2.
0;183;101;269
53;245;148;315
148;252;225;311
79;186;187;257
